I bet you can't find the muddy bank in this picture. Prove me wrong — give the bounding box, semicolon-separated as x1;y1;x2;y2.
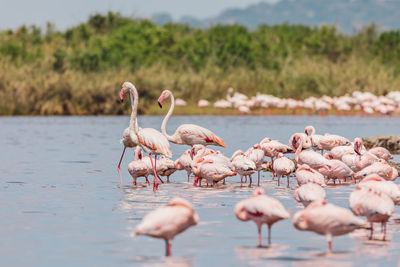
362;135;400;154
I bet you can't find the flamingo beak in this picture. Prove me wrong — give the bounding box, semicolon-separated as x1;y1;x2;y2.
158;95;165;108
119;89;125;102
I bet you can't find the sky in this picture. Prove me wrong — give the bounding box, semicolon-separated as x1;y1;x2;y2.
0;0;278;30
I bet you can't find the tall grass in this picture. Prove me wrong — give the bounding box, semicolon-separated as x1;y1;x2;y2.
0;13;399;115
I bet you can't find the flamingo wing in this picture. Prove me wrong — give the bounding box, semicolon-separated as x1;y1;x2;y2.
138;128;172;157
177;124;226;147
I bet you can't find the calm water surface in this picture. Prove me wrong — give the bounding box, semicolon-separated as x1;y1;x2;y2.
1;115;400;266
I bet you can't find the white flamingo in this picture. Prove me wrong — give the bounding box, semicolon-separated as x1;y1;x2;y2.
120;82;172;191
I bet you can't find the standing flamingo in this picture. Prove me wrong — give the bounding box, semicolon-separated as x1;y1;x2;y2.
234;187;290;247
192;158;236;187
245;144;265;186
349;185;394;240
120;82;172;191
293;200;366;252
175;150;194;182
132;197;199;256
158;90;226;157
272;153;295;187
231;150;257;186
127;147;149;186
117;84;139;185
360;174;400;204
260;138;293;179
295;164;326;186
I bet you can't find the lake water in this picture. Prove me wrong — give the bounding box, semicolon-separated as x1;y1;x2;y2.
1;115;400;266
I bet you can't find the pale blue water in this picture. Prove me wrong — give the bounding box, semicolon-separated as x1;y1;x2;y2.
1;115;400;266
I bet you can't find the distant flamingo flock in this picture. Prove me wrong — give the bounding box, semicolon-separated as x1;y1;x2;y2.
119;82;399;256
178;88;400;116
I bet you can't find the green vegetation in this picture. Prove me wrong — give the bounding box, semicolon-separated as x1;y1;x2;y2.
0;12;400;115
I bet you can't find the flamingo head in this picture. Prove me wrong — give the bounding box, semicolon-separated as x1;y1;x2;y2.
158;90;171;108
353;138;363;155
134;146;142;160
120;82;135;102
323;153;333;160
293;212;308;230
304;126;314;136
252;187;265;197
291;134;300;150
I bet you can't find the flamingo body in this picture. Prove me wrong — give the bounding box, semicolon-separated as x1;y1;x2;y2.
234;188;290;247
294;183;326;207
133;198;199;256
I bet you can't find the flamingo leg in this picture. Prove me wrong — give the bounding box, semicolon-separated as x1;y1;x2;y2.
117;146;126;186
287;175;290;187
149;153;159;191
154;155;164;183
257;170;260;186
268;224;272;246
165;239;172;256
187;172;190;182
132;179;136;186
278;175;280;187
167;175;170;183
145;176;150;185
271;158;275;180
382;222;387;241
257;225;262;247
370;222;374;240
248;175;252;187
351;175;355;184
223;178;226;185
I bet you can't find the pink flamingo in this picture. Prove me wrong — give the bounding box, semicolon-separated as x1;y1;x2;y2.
318;156;355;184
368;147;393;161
318;134;350;151
127;147;149;185
305;125;324;153
175;149;193;182
120;82;172;191
294;183;326;207
132;197;199;256
260;137;293;179
293;199;366;252
349;185;394;240
353;138;378;170
117;83;139;185
295;164;326;187
234;188;290;247
245;144;265;186
360;174;400;204
157;156;177;183
158;90;226;157
231;150;257;186
272;153;295;187
293;136;331;170
192;158;236;187
355;160;398;181
330;145;354;160
289;133;312;151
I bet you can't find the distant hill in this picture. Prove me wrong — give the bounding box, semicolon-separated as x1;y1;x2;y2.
152;0;400;33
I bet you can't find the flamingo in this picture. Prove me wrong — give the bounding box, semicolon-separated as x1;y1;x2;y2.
158;90;226;158
231;150;257;186
175;149;193;182
360;174;400;204
245;144;265;186
355;160;398;181
318;134;350;151
368;147;393;161
117;84;139;186
192;158;236;187
293;199;366;252
305;125;324;153
330;145;354;160
353;138;379;170
293;136;331;170
157;156;177;183
272;153;295;187
234;188;290;247
120;82;172;191
260;137;293;179
318;157;355;184
349;185;394;240
289;133;312;151
295;164;326;186
294;183;326;207
132;197;199;256
127;147;149;185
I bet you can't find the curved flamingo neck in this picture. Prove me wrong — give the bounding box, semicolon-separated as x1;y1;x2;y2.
310;127;315;136
295;139;303;162
129;86;139;134
161;91;175;141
